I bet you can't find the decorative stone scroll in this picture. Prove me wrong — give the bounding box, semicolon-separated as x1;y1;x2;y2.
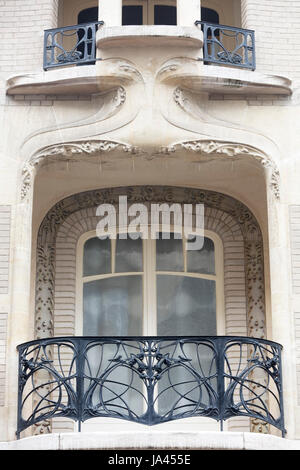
20;140;139;201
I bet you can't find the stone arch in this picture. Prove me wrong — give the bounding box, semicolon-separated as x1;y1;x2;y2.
35;185;265;342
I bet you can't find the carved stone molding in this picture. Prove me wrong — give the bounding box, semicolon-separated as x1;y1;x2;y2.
161;139;280;200
20;140;139;201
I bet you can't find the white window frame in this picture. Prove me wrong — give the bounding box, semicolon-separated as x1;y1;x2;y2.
75;227;225;336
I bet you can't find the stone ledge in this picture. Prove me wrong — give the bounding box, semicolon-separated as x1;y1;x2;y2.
6;60;292;98
158;62;292;96
6;66;104;96
1;431;300;450
96;25;203;49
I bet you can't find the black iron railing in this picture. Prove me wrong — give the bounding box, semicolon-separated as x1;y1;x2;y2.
17;336;284;438
43;21;104;70
196;21;256;70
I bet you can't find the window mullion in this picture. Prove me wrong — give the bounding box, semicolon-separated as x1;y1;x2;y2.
111;237;116;274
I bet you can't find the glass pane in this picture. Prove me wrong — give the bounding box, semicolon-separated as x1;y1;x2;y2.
156;232;183;272
83;276;143;336
83;237;110;277
78;7;99;23
122;5;143;25
187;237;215;275
157;275;216;336
154;5;177;25
115;235;143;273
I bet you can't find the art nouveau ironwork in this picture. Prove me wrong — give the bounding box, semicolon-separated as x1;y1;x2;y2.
196;21;256;70
17;336;285;438
43;22;104;70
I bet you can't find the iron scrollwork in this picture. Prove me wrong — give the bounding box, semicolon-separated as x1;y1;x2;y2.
196;21;256;70
17;336;285;438
43;21;104;70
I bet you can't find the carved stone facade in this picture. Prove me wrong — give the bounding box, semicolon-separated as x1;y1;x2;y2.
22;137;281;202
2;0;300;448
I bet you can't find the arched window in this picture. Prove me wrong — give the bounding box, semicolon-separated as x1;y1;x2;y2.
76;229;224;424
78;6;99;24
122;1;177;26
201;7;219;25
77;230;224;337
76;6;99;64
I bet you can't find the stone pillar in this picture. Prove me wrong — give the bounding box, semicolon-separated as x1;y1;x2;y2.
177;0;201;26
98;0;122;26
6;177;36;441
266;171;296;439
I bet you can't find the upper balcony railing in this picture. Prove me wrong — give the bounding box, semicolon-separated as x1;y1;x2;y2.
195;21;256;70
43;20;256;72
17;335;284;438
43;21;104;70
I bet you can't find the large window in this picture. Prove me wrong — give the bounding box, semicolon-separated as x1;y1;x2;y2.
201;7;219;25
77;230;224;337
122;0;177;26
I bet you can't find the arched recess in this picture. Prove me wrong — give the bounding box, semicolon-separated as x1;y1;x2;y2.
35;185;265;340
33;185;266;434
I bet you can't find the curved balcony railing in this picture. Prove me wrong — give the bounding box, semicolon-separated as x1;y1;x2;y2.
43;21;104;70
17;336;284;438
195;21;256;70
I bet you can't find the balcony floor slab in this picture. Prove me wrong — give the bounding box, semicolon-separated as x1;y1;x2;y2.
1;431;300;450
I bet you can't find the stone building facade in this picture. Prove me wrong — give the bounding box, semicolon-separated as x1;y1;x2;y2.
1;0;300;450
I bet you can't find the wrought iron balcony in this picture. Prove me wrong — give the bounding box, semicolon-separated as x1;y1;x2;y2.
17;336;285;438
196;21;256;70
43;21;104;70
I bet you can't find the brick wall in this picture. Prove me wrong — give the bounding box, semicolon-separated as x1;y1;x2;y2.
0;313;8;407
241;0;300;84
0;0;59;74
0;206;10;407
0;206;11;295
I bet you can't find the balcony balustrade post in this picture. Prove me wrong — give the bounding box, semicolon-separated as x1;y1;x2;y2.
75;338;84;433
216;337;226;432
146;340;155;425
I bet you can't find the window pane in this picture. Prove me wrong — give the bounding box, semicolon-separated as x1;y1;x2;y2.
154;5;177;25
187;237;215;275
201;7;219;24
115;235;143;272
78;7;99;24
83;237;110;277
83;276;143;336
122;5;143;25
156;233;183;272
157;275;216;336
